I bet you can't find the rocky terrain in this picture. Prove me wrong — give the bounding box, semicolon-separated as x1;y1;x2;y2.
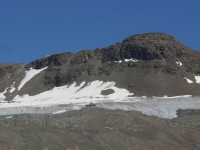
0;107;200;150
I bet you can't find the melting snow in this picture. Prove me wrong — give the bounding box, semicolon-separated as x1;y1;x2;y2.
10;82;16;93
6;116;13;119
124;58;138;62
18;67;48;91
153;95;192;99
10;87;15;93
176;61;183;66
114;58;137;63
52;110;66;115
0;88;8;100
98;97;200;119
114;60;123;63
1;79;200;119
184;77;193;84
0;80;134;108
195;75;200;84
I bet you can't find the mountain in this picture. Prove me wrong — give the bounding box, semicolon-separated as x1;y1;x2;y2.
1;32;200;109
1;32;200;150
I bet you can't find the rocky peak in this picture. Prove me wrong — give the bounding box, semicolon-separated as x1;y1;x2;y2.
123;32;177;43
121;32;191;60
99;33;192;63
26;52;74;69
26;33;193;69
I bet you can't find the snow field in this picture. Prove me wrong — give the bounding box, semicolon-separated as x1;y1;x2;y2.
0;80;134;108
97;97;200;119
0;65;200;119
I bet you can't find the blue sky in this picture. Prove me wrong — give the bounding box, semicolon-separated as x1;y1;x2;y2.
0;0;200;63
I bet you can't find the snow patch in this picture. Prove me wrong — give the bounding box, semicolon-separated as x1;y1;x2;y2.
18;67;48;91
184;77;193;84
114;58;137;63
114;60;122;63
195;75;200;84
124;58;138;62
6;116;13;119
176;61;182;66
10;87;15;93
52;110;66;115
0;88;8;100
10;82;16;93
153;95;192;99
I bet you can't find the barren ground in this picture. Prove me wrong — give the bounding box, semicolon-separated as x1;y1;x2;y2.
0;107;200;150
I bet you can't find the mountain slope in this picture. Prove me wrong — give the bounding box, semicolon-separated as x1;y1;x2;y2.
1;32;200;105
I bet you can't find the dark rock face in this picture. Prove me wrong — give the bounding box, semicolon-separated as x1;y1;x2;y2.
0;64;24;93
100;32;192;62
1;32;200;97
122;33;191;59
26;52;74;69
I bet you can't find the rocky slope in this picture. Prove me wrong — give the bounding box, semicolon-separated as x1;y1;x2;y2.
0;108;200;150
1;32;200;102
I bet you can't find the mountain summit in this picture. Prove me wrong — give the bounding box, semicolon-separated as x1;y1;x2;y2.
1;32;200;107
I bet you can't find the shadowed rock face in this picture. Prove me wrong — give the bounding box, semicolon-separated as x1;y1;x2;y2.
26;52;74;69
1;32;200;98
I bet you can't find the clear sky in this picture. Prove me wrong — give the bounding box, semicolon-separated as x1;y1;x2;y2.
0;0;200;64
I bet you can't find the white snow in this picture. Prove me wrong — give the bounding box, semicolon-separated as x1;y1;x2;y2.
10;87;15;93
0;82;16;99
45;55;50;58
18;67;48;91
124;58;138;62
6;116;13;119
1;96;200;119
10;82;16;93
0;88;8;100
195;75;200;84
153;95;192;99
114;58;137;63
184;77;193;84
0;82;200;119
52;110;66;115
0;80;134;108
98;97;200;119
1;79;200;119
176;61;183;66
114;60;122;63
